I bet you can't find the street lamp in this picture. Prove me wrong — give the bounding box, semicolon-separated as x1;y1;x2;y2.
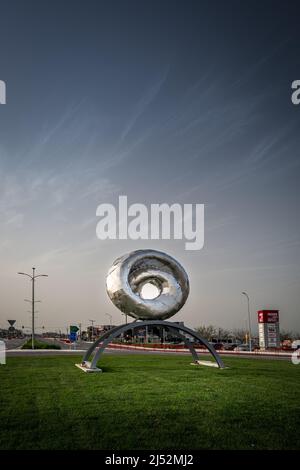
18;267;48;349
78;322;82;339
242;291;252;352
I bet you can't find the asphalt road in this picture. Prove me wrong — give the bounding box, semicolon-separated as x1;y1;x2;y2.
2;336;89;351
2;338;27;350
5;347;291;361
2;337;292;361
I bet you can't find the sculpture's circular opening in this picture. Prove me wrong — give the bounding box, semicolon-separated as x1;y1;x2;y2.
140;282;161;300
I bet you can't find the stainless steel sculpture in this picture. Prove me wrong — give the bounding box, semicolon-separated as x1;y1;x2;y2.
76;249;225;372
106;249;189;321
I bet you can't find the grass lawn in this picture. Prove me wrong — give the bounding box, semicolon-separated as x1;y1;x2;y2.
0;354;299;450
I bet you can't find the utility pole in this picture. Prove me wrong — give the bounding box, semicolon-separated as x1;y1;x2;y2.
18;267;48;349
89;319;96;341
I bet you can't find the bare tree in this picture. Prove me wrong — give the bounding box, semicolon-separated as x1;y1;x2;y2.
280;330;293;341
195;325;217;341
232;328;248;342
216;327;231;339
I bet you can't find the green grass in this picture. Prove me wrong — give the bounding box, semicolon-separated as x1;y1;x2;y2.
21;339;61;350
0;354;299;450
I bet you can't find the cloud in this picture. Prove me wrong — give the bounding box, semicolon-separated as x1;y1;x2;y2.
231;36;292;89
4;213;24;228
0;165;119;234
120;66;169;141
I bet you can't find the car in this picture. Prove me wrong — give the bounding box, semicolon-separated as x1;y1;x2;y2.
292;340;300;350
61;338;71;344
226;343;240;351
211;342;224;351
234;344;251;352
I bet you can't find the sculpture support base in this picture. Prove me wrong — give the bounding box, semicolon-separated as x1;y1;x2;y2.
75;362;102;373
76;320;226;372
191;360;220;368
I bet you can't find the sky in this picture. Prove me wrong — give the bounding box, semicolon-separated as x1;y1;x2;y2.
0;0;299;334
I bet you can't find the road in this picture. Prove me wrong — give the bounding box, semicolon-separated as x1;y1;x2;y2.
2;336;87;351
2;338;27;350
2;337;293;361
5;346;292;361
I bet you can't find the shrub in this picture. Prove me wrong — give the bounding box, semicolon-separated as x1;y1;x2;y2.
21;339;61;350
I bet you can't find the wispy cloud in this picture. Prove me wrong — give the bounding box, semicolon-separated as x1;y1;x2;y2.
0;166;119;228
232;37;292;88
121;66;169;141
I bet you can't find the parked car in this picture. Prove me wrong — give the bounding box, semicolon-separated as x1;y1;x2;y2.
210;338;241;350
226;343;240;351
234;344;251;352
291;340;300;350
211;342;224;351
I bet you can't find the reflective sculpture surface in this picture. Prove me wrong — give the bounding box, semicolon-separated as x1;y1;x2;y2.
106;249;189;321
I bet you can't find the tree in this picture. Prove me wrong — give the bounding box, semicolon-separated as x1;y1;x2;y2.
232;328;248;343
216;327;231;340
195;325;217;341
280;330;293;341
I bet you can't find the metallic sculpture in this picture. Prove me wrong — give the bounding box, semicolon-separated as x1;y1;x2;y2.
106;249;189;321
76;249;225;372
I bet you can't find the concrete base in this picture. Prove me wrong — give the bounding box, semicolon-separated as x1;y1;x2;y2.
191;360;219;368
75;363;102;373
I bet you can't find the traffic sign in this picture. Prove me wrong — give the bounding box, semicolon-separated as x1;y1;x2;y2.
69;332;77;342
70;325;79;333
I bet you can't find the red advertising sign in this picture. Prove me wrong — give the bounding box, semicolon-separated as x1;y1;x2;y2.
257;310;279;323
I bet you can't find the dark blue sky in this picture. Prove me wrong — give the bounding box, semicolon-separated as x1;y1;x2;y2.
0;1;299;332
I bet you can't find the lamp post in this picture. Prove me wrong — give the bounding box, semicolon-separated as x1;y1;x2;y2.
89;319;96;341
18;267;48;349
242;291;252;352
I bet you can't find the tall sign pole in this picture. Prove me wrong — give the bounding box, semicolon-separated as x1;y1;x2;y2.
242;292;252;352
18;267;48;350
32;267;35;349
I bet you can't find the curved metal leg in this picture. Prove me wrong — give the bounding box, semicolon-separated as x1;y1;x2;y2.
82;324;126;364
79;320;225;371
166;326;200;363
174;322;226;369
90;326;130;369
